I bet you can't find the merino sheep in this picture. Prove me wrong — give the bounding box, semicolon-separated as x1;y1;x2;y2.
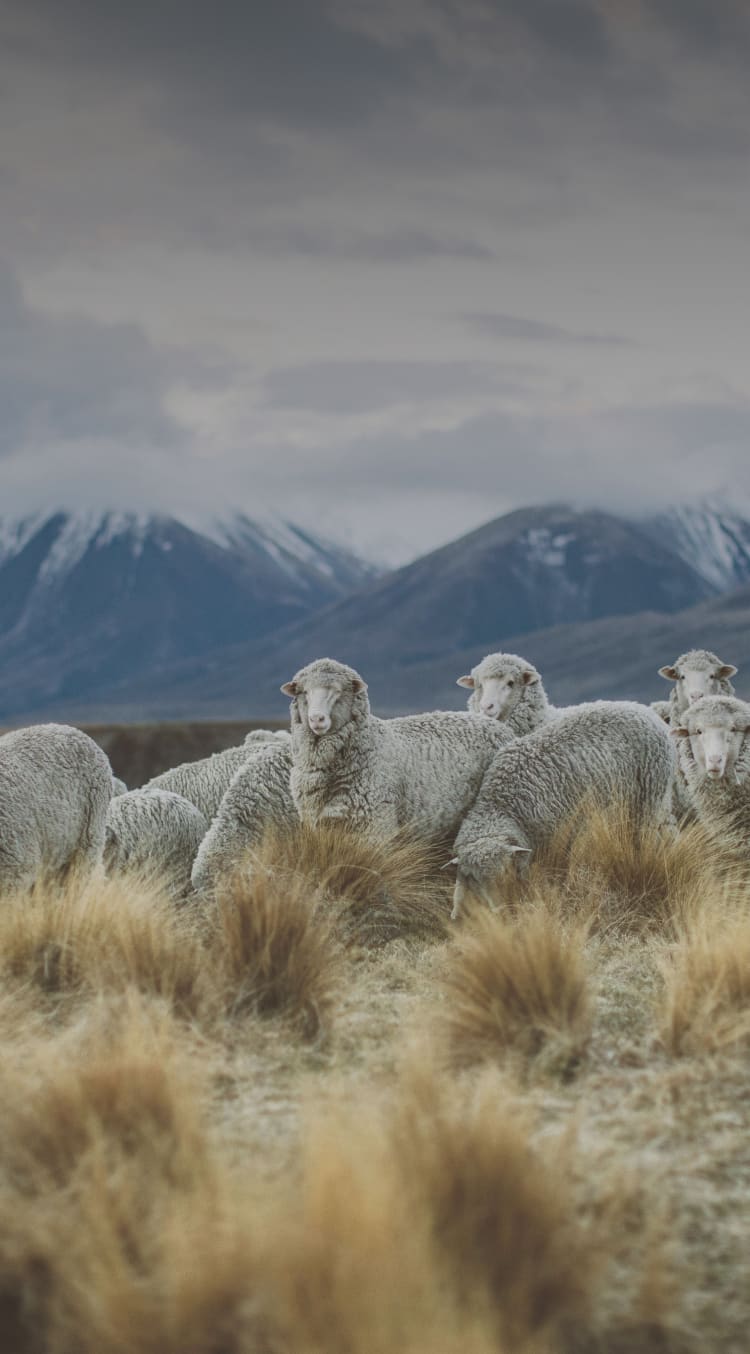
191;739;296;899
658;650;737;723
145;729;289;821
0;723;112;894
451;701;675;918
104;788;209;901
457;652;561;735
282;657;513;839
671;695;750;848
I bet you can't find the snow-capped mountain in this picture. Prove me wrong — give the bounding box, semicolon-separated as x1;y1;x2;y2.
0;511;377;718
640;500;750;594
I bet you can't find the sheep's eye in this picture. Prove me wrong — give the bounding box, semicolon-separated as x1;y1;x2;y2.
696;728;703;735
507;679;514;688
730;726;737;733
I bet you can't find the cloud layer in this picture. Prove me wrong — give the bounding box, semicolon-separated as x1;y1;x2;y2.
1;0;750;560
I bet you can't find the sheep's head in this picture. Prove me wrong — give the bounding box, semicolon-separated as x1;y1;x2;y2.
658;650;737;710
281;658;368;738
672;695;750;781
457;653;540;721
449;835;531;918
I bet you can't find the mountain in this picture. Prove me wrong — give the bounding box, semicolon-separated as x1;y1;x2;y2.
0;511;376;719
21;500;739;723
640;501;750;593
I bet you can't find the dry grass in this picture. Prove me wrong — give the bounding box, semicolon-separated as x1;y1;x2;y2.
436;903;592;1077
234;822;452;947
205;865;346;1040
658;901;750;1056
483;801;735;938
1;802;750;1351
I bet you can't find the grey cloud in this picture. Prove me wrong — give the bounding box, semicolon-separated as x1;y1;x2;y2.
0;262;186;456
464;312;636;347
250;223;495;263
263;360;526;414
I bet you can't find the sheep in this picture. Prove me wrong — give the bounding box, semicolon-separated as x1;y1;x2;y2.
191;739;297;899
658;650;737;723
0;723;113;894
649;700;672;725
282;657;513;840
456;652;560;735
671;696;750;848
104;788;209;901
145;729;289;821
450;701;675;919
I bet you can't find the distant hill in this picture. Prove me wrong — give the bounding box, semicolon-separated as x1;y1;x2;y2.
7;499;750;724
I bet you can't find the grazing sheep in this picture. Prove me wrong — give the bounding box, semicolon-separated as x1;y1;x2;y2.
0;723;112;894
145;729;289;821
457;653;561;735
191;739;296;898
658;650;737;723
451;702;675;918
671;695;750;847
283;657;513;839
104;788;209;901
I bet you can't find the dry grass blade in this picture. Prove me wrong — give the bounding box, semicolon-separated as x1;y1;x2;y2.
437;904;592;1077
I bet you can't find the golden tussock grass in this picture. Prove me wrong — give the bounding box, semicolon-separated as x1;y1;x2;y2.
205;864;346;1040
238;822;451;947
435;903;592;1077
485;801;735;939
658;904;750;1056
0;875;213;1022
253;1057;594;1354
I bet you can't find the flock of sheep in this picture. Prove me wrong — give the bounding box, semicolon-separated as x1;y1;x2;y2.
1;647;747;916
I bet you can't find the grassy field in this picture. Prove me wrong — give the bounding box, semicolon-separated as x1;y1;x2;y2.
1;812;749;1352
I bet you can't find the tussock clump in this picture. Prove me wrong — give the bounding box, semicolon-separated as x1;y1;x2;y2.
253;1060;591;1353
225;823;451;947
658;902;750;1056
437;904;592;1077
0;1000;263;1354
206;865;346;1040
488;803;729;938
0;876;213;1023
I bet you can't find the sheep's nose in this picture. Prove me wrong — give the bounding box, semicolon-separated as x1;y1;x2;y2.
688;691;704;704
707;755;724;774
480;702;497;716
308;714;330;733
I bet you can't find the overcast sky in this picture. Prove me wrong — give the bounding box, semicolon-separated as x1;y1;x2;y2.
2;0;750;562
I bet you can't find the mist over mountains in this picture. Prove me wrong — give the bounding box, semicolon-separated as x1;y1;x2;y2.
1;502;749;723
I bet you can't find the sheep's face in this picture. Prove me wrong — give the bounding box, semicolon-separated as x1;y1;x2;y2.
659;654;736;709
281;673;367;737
672;698;750;780
450;838;531;918
457;667;537;721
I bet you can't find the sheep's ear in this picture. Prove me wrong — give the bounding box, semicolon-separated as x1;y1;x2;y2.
521;670;538;686
441;857;459;869
456;675;475;689
718;664;738;679
280;680;298;697
670;726;690;740
659;665;679;681
351;677;368;693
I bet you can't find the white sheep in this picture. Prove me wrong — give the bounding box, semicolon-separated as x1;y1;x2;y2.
104;788;209;901
0;723;113;894
658;650;737;723
145;729;289;821
451;701;675;918
282;657;513;839
671;695;750;848
457;652;561;734
190;739;296;899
